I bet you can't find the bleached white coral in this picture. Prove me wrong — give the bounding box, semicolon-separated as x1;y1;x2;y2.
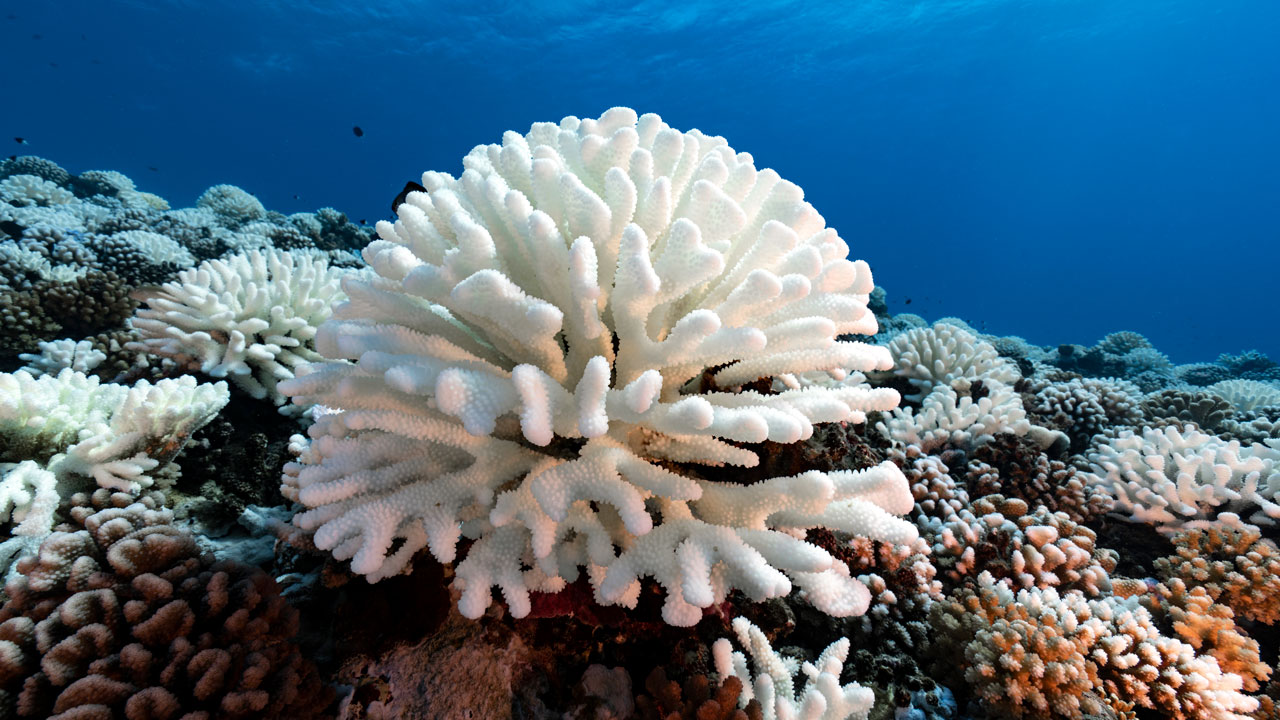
877;382;1031;451
54;374;231;491
196;183;266;224
713;616;874;720
1085;424;1280;531
0;174;75;207
0;369;229;493
1207;379;1280;412
280;107;915;625
0;461;59;537
887;322;1020;401
17;338;106;376
128;248;349;410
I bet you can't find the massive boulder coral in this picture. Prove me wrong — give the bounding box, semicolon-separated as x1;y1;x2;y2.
280;107;916;625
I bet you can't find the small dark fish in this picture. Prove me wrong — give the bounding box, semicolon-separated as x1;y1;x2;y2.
14;137;27;145
293;194;300;199
352;125;364;137
81;34;86;40
7;155;15;161
359;219;367;225
148;166;159;172
904;298;912;305
32;34;41;40
392;180;427;214
48;62;57;68
6;14;17;20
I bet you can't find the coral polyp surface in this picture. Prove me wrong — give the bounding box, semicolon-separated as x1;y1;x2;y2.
280;108;916;625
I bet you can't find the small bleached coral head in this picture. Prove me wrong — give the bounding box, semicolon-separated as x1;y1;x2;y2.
128;248;348;411
887;321;1020;401
713;615;874;720
196;183;266;225
281;107;915;625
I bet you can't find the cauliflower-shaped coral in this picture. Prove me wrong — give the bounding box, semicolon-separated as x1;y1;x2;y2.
129;248;348;410
0;490;331;719
1154;514;1280;625
1207;379;1280;413
0;174;76;207
1027;376;1143;450
877;382;1031;451
886;322;1019;401
195;183;266;225
279;108;915;625
17;338;106;376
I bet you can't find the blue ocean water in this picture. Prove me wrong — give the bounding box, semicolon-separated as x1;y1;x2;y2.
3;0;1277;363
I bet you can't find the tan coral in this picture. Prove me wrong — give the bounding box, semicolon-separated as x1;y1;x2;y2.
1141;579;1271;692
929;572;1260;720
1154;515;1280;625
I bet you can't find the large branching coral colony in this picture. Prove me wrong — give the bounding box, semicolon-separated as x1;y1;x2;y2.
1;108;1278;719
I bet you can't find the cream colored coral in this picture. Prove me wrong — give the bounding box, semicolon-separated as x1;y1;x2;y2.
1207;379;1280;413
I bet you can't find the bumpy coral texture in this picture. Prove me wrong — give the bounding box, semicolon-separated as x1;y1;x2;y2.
1153;515;1280;625
1027;376;1143;451
129;248;347;410
877;381;1031;451
1141;579;1271;692
965;434;1113;524
0;490;330;719
929;572;1259;720
1208;380;1280;413
279;108;916;625
921;495;1117;595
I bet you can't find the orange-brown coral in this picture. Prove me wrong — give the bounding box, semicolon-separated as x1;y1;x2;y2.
635;667;761;720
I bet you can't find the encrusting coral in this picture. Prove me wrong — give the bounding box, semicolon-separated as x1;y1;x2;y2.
279;107;917;626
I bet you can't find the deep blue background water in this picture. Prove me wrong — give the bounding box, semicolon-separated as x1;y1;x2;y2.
3;1;1277;363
